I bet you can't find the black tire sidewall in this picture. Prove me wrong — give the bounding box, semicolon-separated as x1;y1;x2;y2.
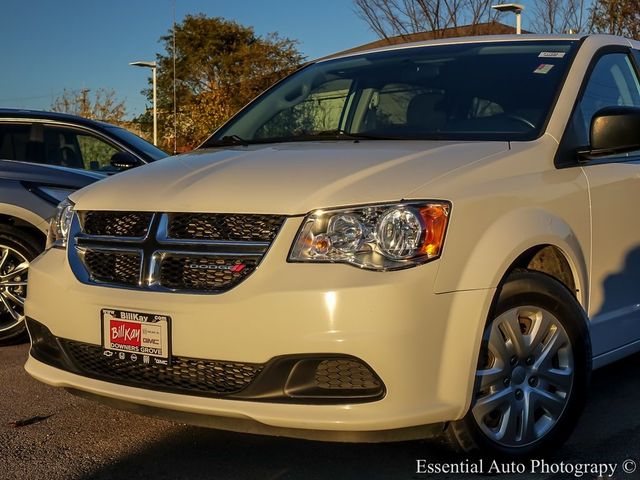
459;270;591;458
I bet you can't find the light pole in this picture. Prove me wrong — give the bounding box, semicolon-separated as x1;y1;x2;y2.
130;60;158;146
491;3;524;34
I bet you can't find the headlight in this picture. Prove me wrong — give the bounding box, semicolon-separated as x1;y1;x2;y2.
288;202;450;270
46;199;75;250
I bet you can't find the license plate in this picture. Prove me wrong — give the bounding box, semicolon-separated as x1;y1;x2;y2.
101;309;171;365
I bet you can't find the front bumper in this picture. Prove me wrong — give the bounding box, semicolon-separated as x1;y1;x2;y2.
25;219;495;440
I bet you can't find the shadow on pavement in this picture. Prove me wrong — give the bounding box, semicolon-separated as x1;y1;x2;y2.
80;352;640;480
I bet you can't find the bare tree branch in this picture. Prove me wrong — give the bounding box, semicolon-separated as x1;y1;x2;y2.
354;0;590;37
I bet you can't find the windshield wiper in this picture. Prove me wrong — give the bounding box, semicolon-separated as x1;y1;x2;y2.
285;129;394;141
202;130;395;148
204;135;249;147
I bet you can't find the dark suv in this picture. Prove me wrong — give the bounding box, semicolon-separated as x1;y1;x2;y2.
0;109;167;343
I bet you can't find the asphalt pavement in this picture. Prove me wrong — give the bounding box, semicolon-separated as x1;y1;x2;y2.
1;342;639;480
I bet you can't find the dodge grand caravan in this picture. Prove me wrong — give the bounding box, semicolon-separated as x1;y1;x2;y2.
23;35;640;457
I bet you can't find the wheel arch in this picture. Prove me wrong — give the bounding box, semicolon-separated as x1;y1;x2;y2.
435;207;589;311
0;207;48;248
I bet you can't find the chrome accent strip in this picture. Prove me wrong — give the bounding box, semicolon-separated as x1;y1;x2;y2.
154;249;263;259
76;233;150;244
67;213;90;284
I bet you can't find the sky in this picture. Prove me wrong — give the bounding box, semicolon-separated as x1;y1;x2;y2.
0;0;555;119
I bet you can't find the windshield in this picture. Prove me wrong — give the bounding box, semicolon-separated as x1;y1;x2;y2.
106;126;168;161
203;40;577;146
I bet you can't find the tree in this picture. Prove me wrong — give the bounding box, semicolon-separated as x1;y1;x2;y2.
589;0;640;38
531;0;587;34
353;0;590;36
353;0;504;39
145;15;304;151
51;88;127;123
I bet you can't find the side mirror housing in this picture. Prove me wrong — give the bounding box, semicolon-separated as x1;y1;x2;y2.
579;106;640;160
110;151;140;170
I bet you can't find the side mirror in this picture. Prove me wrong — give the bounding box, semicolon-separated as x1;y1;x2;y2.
579;106;640;160
110;151;140;170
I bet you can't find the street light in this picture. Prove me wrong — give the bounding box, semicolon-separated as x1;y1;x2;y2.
491;3;525;34
130;60;158;146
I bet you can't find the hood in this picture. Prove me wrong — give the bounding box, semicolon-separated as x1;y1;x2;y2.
0;159;105;189
70;141;508;214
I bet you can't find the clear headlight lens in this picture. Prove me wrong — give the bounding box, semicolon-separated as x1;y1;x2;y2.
46;198;75;250
289;202;450;270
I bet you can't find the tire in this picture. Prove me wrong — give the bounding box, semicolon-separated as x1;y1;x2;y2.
447;269;591;458
0;224;43;345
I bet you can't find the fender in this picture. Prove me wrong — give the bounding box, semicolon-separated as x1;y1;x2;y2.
434;207;589;311
0;202;49;234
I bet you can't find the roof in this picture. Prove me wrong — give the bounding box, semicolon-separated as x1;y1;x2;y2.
321;32;584;62
0;108;116;129
337;21;531;56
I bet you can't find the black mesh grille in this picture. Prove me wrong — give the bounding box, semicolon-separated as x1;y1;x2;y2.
82;211;152;237
74;211;284;293
160;256;258;292
64;340;263;395
168;213;285;242
315;360;381;390
83;250;140;285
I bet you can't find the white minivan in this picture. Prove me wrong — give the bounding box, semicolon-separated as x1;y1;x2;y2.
24;34;640;457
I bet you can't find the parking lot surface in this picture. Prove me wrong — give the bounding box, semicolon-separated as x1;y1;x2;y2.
1;343;639;480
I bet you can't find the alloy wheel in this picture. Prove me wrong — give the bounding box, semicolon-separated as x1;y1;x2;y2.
472;306;574;447
0;245;29;333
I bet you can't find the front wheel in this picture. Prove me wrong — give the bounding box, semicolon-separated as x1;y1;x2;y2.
0;225;42;345
448;270;591;457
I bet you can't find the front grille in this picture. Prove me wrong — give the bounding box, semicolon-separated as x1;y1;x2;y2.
83;250;140;285
315;359;382;390
81;211;152;237
159;255;258;292
64;340;263;395
168;213;285;242
71;211;285;293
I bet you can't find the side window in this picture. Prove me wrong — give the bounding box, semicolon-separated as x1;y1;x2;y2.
77;134;119;170
0;124;31;162
44;127;119;171
572;53;640;146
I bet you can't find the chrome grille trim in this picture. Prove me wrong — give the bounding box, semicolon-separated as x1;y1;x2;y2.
68;211;286;294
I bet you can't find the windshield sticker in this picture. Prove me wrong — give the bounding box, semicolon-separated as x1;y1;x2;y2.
539;52;566;58
534;64;555;74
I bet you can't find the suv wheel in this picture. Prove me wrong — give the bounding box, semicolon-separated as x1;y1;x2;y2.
448;270;591;457
0;225;41;344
